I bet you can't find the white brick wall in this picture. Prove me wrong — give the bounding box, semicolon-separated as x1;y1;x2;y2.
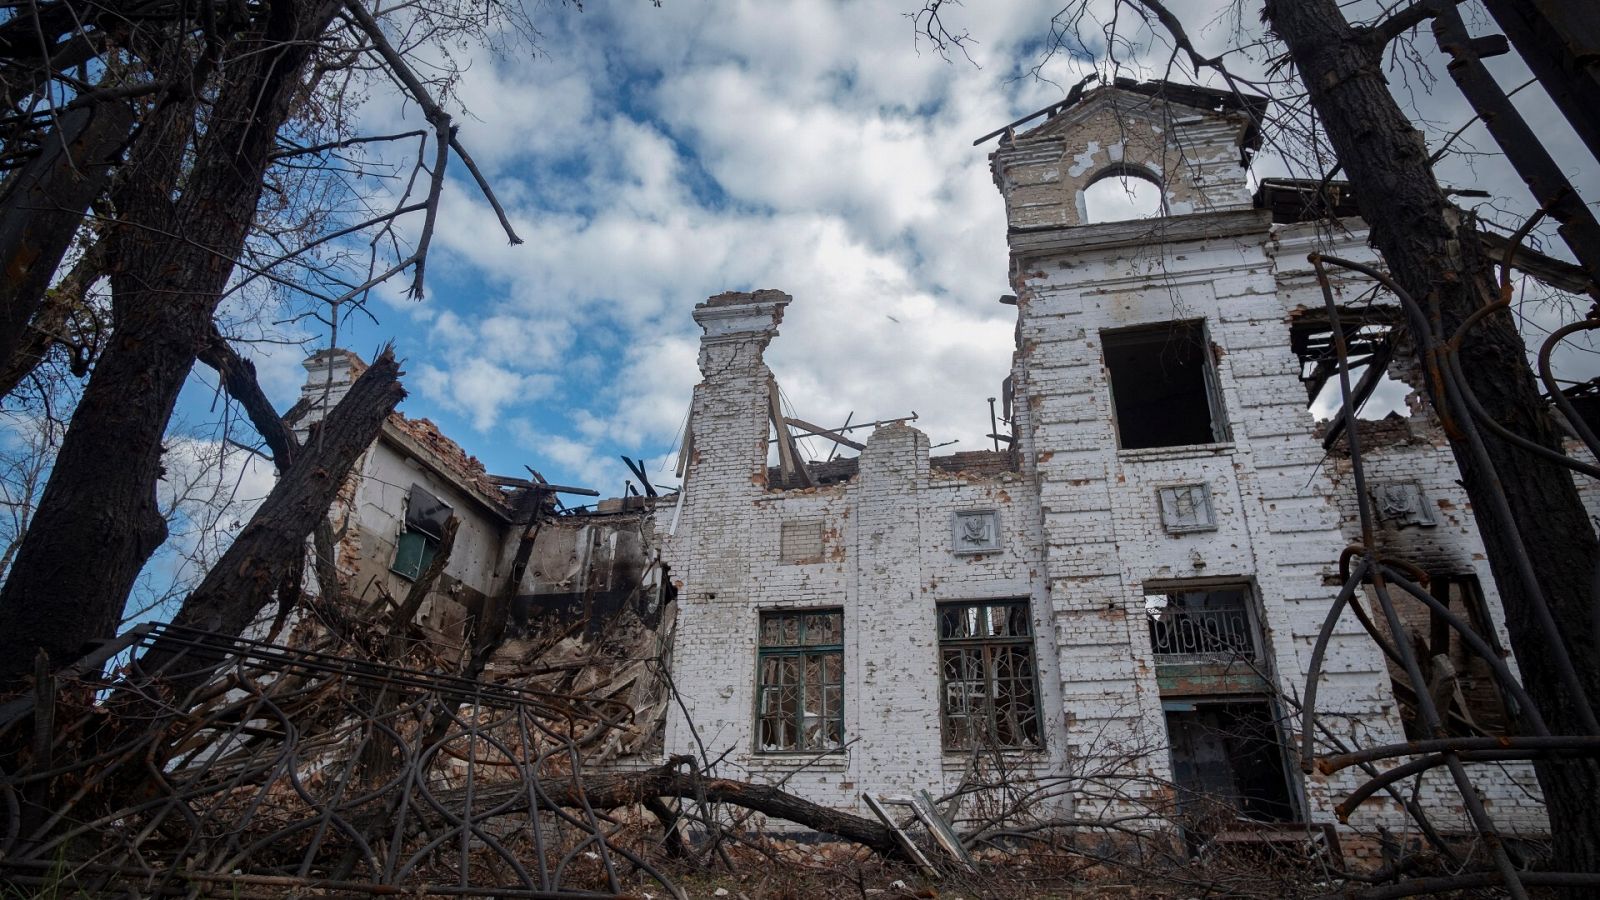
663;293;1070;820
658;88;1551;844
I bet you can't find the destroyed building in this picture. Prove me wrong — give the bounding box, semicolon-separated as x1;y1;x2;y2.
287;349;676;760
278;81;1558;858
658;79;1552;851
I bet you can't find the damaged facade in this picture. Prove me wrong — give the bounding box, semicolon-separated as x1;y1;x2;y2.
658;80;1551;849
288;350;676;760
304;81;1560;858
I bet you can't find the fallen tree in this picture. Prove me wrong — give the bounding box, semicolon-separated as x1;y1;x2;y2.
138;347;404;679
467;754;902;859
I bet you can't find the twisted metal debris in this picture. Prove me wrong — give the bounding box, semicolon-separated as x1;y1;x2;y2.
0;622;680;898
1303;250;1600;898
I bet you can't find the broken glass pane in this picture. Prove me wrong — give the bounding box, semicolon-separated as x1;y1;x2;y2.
779;614;800;646
936;602;1041;749
757;611;845;751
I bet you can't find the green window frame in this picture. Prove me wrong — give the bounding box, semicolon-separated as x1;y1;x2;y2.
391;484;450;581
756;609;844;752
937;599;1042;750
391;530;438;581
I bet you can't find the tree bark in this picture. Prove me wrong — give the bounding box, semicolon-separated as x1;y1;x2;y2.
196;327;335;639
0;231;107;398
0;0;345;687
0;102;130;386
465;756;903;860
197;327;300;469
154;348;402;652
1264;0;1600;875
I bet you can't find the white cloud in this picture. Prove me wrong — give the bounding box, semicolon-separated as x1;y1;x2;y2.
293;0;1598;495
415;359;554;431
127;437;280;620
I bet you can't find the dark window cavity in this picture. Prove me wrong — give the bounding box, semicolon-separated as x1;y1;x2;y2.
1102;321;1229;449
938;600;1042;750
1165;700;1297;824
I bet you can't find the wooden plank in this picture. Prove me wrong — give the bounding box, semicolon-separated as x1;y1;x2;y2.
768;376;798;484
915;790;977;874
484;475;598;496
1480;231;1592;296
768;377;814;488
862;794;938;877
783;416;866;451
675;425;694;479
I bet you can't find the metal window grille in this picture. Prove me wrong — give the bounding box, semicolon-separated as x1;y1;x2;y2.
1146;587;1260;664
937;600;1042;750
756;610;844;751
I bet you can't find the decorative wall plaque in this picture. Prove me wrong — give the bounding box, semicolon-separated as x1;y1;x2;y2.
1372;481;1437;528
952;510;1002;554
1158;483;1217;534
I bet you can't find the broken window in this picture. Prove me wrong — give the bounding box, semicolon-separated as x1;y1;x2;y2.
757;609;844;752
937;600;1041;750
1290;316;1410;421
1370;573;1512;737
1146;586;1260;664
1102;321;1229;449
392;484;452;581
1165;700;1297;824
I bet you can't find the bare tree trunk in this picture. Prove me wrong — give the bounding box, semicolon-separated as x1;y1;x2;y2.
469;755;904;860
1264;0;1600;874
157;348;402;648
0;103;129;388
0;0;345;687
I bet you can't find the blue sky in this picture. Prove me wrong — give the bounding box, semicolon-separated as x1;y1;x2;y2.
147;0;1597;580
194;1;1098;499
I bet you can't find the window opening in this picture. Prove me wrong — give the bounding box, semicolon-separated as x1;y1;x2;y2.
937;600;1042;750
1082;171;1164;224
392;484;452;581
757;610;844;752
1146;587;1259;665
1290;319;1410;421
1369;573;1511;737
1165;700;1297;824
1103;321;1229;449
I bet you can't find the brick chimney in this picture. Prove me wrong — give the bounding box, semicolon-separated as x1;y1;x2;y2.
295;348;368;431
684;289;791;490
